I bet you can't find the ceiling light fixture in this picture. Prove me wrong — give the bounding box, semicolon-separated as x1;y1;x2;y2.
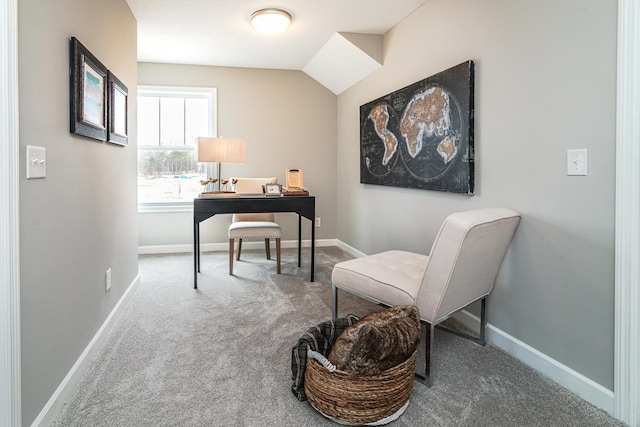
250;8;292;35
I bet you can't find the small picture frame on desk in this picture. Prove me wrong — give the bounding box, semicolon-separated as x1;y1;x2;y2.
286;168;304;190
265;183;283;196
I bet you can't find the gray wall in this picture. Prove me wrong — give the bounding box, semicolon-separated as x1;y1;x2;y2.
336;0;617;389
18;0;138;424
137;63;337;248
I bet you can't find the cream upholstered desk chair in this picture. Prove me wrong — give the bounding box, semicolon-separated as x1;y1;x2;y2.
228;177;281;275
331;208;521;386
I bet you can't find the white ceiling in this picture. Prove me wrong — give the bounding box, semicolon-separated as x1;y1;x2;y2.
125;0;427;72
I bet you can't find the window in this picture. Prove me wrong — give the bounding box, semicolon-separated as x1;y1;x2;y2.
137;86;217;209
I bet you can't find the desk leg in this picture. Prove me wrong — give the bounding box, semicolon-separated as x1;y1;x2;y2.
310;218;315;282
197;223;201;273
297;214;302;267
194;219;199;289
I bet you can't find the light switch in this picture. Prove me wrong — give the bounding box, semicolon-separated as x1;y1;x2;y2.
26;145;46;179
567;149;587;176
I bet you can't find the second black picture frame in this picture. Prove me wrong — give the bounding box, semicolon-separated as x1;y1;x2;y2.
107;72;128;146
69;37;108;142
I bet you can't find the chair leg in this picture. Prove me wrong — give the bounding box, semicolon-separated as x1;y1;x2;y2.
228;239;234;275
426;323;434;386
416;322;434;387
276;238;281;274
236;239;242;261
265;238;271;260
433;297;488;346
416;297;488;387
332;285;339;320
480;297;487;346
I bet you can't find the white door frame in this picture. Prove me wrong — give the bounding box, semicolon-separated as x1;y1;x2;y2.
0;0;21;425
614;0;640;425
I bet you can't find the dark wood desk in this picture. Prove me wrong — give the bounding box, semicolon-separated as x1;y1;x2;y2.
193;195;315;288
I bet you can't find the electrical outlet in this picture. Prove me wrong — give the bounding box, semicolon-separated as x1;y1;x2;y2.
315;217;321;227
105;268;112;291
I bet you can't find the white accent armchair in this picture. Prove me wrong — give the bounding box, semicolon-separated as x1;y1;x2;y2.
331;208;521;386
228;177;281;275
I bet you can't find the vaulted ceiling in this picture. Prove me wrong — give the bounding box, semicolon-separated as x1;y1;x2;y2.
125;0;427;93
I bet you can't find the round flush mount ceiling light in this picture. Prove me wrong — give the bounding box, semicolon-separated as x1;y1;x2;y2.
250;8;292;35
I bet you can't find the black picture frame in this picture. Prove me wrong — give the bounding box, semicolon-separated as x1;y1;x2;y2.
69;37;108;141
107;71;128;146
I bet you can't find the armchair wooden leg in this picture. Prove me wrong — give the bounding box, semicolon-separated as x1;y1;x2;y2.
229;239;234;275
236;239;242;261
265;238;271;260
332;285;339;320
276;238;281;274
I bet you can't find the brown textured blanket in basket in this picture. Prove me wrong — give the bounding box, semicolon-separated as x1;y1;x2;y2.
304;349;417;425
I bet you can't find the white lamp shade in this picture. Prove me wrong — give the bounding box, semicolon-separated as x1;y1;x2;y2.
196;137;247;164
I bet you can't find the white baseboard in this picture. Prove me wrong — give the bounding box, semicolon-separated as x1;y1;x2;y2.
138;238;337;255
334;240;367;258
31;274;141;427
454;310;615;416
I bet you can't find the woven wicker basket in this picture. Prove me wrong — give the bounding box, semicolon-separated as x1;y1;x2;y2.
304;350;417;425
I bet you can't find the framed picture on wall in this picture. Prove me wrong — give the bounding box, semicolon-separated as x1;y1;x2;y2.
107;71;128;146
359;60;475;195
69;37;108;141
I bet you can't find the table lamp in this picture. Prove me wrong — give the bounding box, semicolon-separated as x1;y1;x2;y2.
196;137;247;192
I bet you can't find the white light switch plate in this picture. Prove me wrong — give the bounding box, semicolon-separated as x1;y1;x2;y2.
26;145;46;179
567;149;587;176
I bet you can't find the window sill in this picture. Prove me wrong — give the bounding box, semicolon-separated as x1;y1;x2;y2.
138;202;193;214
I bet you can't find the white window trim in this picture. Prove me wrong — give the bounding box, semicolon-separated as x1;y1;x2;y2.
138;203;194;214
137;85;217;213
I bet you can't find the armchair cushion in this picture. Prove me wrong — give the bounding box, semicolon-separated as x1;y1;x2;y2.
332;251;426;307
327;305;421;375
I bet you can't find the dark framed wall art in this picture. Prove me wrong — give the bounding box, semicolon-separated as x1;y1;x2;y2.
69;37;128;146
107;72;128;145
359;60;475;194
69;37;108;141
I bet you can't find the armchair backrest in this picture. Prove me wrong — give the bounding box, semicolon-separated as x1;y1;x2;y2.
415;208;521;323
231;177;277;223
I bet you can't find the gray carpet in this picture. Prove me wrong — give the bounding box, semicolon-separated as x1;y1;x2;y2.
53;247;623;426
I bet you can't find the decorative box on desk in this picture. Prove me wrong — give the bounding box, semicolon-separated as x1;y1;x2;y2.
283;188;310;197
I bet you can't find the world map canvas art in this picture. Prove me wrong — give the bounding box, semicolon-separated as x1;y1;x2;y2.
360;60;474;194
